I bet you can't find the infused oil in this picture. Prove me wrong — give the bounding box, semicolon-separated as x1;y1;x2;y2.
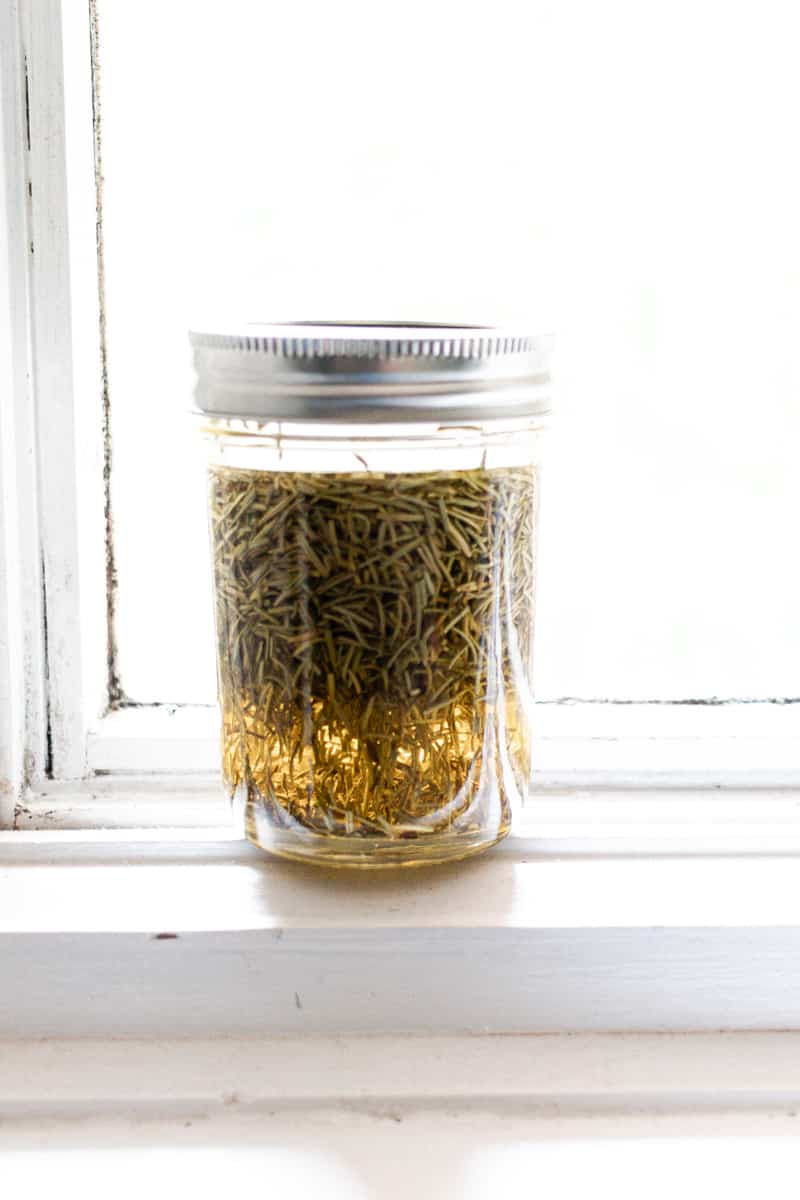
210;463;537;865
192;321;552;867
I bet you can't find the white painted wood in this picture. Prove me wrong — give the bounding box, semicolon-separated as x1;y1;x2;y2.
14;775;800;853
0;0;106;794
61;0;108;734
0;393;23;823
4;1106;800;1200
0;0;48;812
8;832;800;931
3;921;800;1038
87;700;800;777
3;833;800;1035
530;701;800;739
0;20;25;825
2;1033;800;1119
16;773;233;830
19;0;95;779
4;1108;800;1200
89;705;221;773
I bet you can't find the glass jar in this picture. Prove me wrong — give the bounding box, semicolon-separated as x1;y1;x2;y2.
191;323;552;868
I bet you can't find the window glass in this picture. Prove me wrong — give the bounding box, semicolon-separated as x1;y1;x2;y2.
99;0;800;703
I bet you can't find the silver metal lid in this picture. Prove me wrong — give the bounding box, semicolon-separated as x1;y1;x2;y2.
190;322;553;423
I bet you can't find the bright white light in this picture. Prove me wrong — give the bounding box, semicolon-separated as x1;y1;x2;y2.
99;0;800;702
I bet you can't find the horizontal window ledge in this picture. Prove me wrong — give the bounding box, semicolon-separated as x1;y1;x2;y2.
14;773;800;853
85;701;800;776
4;1033;800;1122
3;823;800;1037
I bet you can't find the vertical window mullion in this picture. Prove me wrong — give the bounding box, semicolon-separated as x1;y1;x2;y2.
1;0;106;795
22;0;87;779
0;0;48;817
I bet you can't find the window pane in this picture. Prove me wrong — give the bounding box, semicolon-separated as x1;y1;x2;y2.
99;0;800;703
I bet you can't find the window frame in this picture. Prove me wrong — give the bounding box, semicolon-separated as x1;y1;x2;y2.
6;2;800;1049
1;0;109;799
2;0;800;819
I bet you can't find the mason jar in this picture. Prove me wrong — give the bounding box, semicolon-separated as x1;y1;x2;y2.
191;322;552;868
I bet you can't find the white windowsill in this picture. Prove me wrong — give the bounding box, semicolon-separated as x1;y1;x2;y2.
4;1032;800;1120
6;704;800;1039
6;1033;800;1192
5;783;800;1038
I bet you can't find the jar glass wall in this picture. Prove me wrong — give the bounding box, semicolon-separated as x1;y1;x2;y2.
192;322;552;868
202;416;544;867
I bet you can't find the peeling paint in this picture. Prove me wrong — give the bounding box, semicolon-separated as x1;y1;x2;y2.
89;0;122;708
39;552;53;777
23;53;31;151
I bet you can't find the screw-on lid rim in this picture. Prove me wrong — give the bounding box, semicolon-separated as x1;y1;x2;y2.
190;321;553;423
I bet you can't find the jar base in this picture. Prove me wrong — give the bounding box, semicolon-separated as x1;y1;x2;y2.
242;817;510;869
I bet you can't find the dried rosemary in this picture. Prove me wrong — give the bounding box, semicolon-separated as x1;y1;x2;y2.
209;464;537;846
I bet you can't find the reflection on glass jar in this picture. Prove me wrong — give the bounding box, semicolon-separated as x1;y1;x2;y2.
193;323;552;867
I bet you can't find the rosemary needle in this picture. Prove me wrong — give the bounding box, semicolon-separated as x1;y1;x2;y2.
210;464;537;843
